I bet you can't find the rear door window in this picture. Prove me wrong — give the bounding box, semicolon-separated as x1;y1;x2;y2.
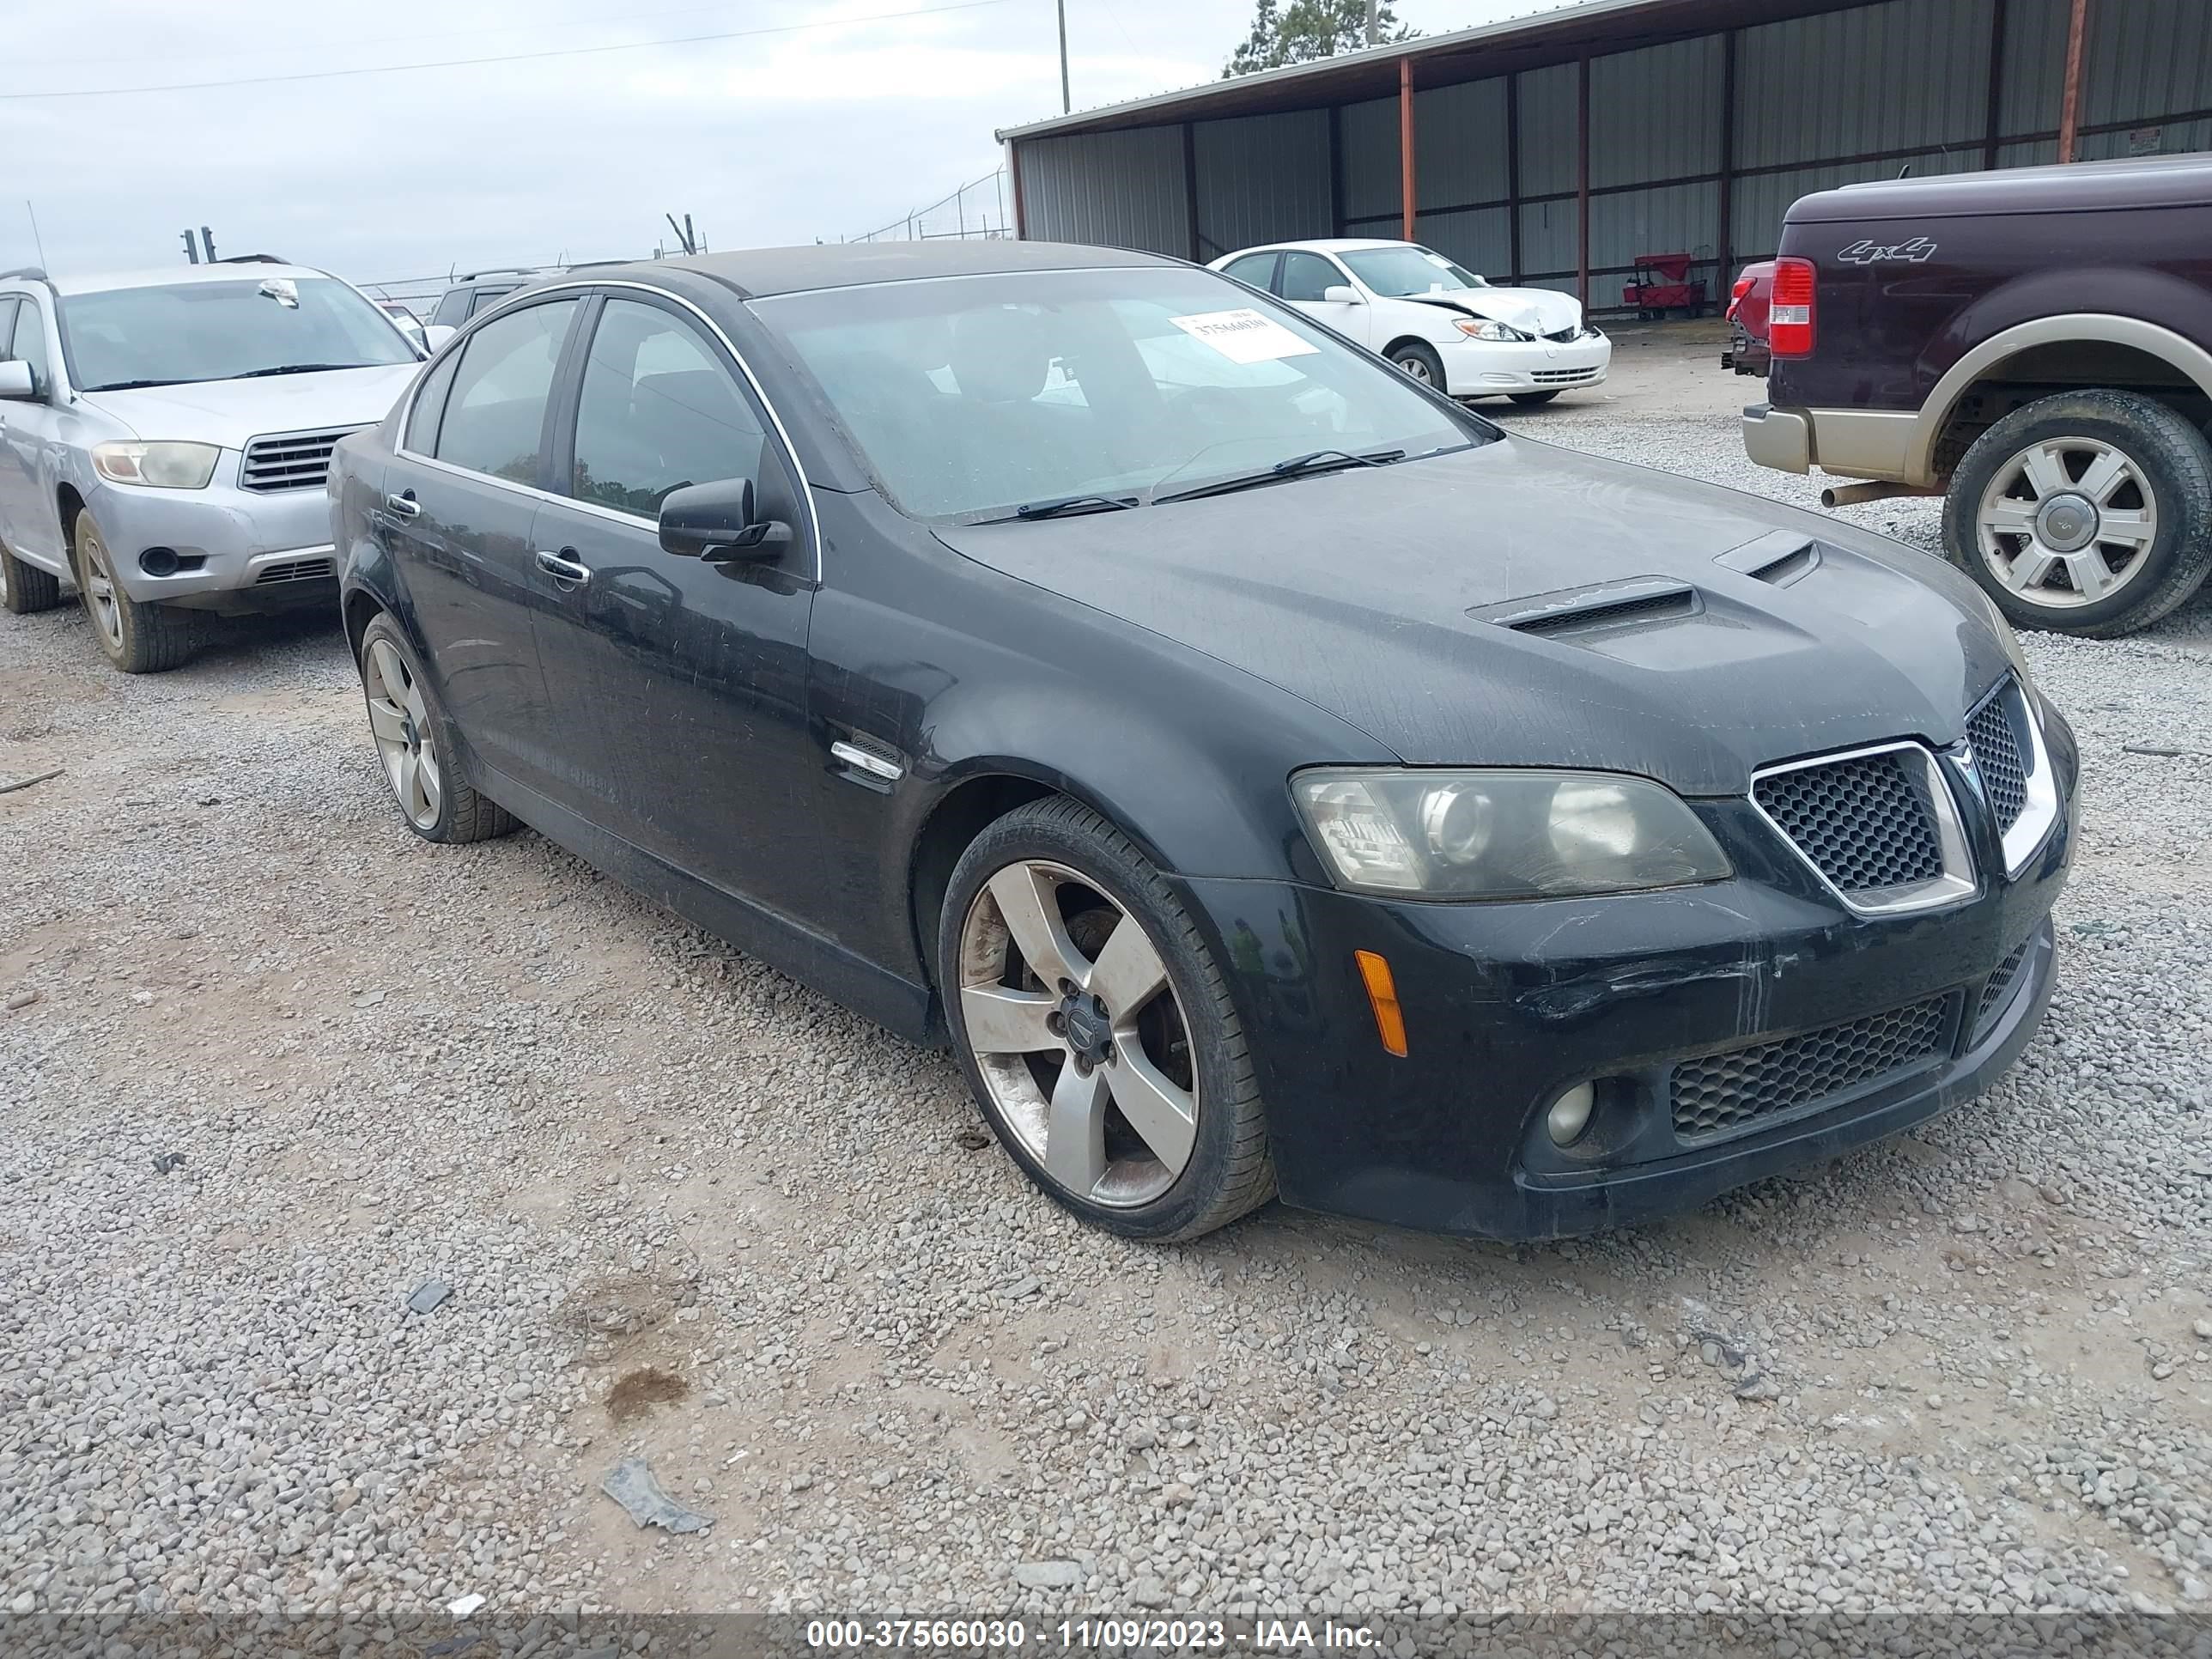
432;300;579;485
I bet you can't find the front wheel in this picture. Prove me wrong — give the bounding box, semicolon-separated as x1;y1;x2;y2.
1388;342;1445;389
939;798;1273;1241
1509;390;1560;408
73;514;195;672
1942;389;2212;637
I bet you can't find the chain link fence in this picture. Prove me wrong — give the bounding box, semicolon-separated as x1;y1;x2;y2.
844;169;1013;243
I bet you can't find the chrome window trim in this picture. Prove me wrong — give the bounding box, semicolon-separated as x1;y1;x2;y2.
392;278;822;583
1978;678;2061;878
1749;738;1979;918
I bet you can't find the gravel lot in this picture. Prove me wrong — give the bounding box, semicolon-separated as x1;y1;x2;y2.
3;328;2211;1638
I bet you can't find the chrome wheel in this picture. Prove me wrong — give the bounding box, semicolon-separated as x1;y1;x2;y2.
362;637;443;830
957;860;1198;1209
1977;436;2159;610
78;526;124;653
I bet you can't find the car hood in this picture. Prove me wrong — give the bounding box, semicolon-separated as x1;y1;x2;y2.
82;363;420;448
1403;286;1585;334
933;440;2011;797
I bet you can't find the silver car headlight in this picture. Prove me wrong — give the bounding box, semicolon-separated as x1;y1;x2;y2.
91;441;222;489
1293;768;1733;899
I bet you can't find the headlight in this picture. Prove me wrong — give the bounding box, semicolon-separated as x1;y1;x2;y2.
1293;768;1733;899
1455;318;1531;343
1975;590;2038;693
91;441;221;489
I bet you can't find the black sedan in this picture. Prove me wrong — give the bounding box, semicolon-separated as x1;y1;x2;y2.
329;241;2075;1242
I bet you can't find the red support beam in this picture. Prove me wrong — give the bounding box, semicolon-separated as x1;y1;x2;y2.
2057;0;2088;163
1399;58;1417;242
1717;31;1736;293
1577;52;1590;308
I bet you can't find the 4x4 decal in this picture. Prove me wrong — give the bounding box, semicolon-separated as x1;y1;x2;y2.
1837;235;1940;265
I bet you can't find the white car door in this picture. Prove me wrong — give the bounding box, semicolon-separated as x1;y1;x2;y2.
1278;251;1374;348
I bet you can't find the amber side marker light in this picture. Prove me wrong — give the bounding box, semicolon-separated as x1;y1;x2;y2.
1353;950;1408;1057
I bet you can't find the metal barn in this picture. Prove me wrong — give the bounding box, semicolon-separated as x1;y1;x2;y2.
997;0;2212;313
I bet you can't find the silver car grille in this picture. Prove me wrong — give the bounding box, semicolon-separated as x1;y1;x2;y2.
1751;741;1976;915
1532;366;1602;384
253;556;334;586
240;427;362;493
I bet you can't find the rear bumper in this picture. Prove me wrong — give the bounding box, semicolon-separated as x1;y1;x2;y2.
1741;402;1811;472
1743;403;1927;484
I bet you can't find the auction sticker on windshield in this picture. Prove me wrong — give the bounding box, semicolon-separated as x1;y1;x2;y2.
1169;308;1319;365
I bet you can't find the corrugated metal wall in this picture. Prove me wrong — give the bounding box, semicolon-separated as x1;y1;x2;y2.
1013;0;2212;313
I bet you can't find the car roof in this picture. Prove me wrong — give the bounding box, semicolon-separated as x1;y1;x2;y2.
1227;239;1424;257
567;240;1180;301
42;264;331;296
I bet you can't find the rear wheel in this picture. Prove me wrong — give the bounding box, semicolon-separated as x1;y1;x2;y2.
72;513;195;672
1509;390;1560;408
1942;389;2212;637
0;544;62;615
357;613;517;842
1387;342;1445;389
939;798;1273;1241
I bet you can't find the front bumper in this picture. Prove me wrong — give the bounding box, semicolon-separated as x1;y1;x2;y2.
1177;712;2077;1241
88;470;338;607
1441;333;1611;398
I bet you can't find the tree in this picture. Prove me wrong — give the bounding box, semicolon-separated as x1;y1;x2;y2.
1223;0;1414;77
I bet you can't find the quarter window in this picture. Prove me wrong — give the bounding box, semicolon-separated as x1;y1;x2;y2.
568;298;765;518
433;300;579;484
404;349;461;454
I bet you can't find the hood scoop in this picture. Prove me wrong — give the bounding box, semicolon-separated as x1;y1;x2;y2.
1714;530;1823;586
1469;577;1699;638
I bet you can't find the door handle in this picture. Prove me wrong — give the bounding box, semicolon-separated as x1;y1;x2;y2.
384;490;420;519
535;548;591;585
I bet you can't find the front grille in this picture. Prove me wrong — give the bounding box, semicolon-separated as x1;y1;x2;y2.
1533;366;1602;384
1670;997;1951;1139
1973;935;2034;1036
1967;686;2028;832
253;556;333;585
240;427;359;493
1754;750;1945;894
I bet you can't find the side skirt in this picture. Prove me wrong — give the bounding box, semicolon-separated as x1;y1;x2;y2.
471;759;940;1046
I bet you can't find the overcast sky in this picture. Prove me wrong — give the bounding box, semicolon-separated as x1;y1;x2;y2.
3;0;1539;296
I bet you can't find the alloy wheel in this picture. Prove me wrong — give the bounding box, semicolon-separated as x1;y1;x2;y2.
957;860;1198;1208
79;526;125;653
362;637;444;830
1976;436;2159;609
1395;355;1434;384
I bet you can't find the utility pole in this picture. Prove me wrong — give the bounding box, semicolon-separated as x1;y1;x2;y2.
23;202;46;269
1365;0;1377;46
201;225;217;262
181;230;199;264
1057;0;1070;113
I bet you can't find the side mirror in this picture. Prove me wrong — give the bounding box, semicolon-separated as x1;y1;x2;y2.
0;360;35;400
659;477;787;563
1321;285;1363;305
422;325;458;352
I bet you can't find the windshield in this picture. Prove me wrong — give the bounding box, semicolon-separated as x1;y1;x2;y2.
1340;246;1490;297
61;276;416;392
753;267;1480;521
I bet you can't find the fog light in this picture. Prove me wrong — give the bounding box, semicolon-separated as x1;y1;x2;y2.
1546;1081;1595;1146
139;547;180;577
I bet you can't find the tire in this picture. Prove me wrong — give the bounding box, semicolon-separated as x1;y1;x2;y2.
1509;390;1560;408
939;796;1273;1242
0;542;63;615
1942;389;2212;638
72;513;195;672
356;613;517;843
1387;342;1445;390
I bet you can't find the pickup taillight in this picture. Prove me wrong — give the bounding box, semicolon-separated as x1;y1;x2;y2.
1769;258;1815;357
1726;275;1753;322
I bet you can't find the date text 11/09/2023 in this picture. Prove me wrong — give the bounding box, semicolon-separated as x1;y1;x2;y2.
805;1618;1381;1650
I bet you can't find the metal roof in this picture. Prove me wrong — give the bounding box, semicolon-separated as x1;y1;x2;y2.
996;0;1879;142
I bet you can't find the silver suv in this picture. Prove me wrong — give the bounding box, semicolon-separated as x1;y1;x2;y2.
0;262;423;672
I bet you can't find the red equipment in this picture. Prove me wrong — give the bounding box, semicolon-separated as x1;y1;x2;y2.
1628;252;1705;319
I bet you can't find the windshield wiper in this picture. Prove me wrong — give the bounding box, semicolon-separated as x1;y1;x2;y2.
1009;494;1139;520
1153;447;1405;505
231;362;382;378
84;378;192;392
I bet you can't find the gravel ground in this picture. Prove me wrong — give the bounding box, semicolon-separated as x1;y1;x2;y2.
3;331;2211;1640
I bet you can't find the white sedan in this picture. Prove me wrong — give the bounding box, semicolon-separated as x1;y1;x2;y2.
1209;238;1610;405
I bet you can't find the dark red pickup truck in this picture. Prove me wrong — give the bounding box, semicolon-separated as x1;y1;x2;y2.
1744;155;2212;636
